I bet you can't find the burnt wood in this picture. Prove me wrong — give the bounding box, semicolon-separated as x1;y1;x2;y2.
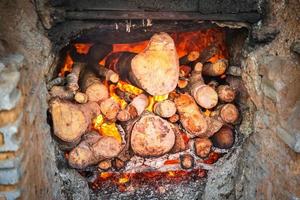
65;11;260;23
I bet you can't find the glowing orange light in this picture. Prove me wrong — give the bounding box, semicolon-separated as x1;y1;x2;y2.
204;109;212;117
59;52;73;77
74;43;93;54
153;94;168;102
117;80;143;96
167;171;176;177
92;114;104;130
100;122;122;143
146;96;155;112
100;172;113;179
164;159;180;165
109;84;128;109
118;177;129;184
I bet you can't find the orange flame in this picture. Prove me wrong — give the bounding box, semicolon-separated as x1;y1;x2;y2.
100;122;122;143
92;114;122;143
74;43;93;54
117;80;143;96
59;52;73;77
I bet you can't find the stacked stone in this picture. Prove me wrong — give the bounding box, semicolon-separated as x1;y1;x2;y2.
0;54;24;200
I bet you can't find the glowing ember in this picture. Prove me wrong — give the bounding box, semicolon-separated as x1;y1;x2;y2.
164;159;180;165
100;122;122;143
92;115;122;143
146;96;155;112
100;172;113;179
92;114;104;130
117;80;143;95
74;43;93;54
59;52;73;77
153;94;168;102
109;84;128;109
118;176;130;184
204;109;212;117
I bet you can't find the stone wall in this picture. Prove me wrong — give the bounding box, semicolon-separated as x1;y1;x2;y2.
235;0;300;199
0;0;62;199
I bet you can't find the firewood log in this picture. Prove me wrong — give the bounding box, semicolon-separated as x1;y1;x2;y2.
197;44;218;63
131;112;175;157
179;51;200;65
217;85;236;103
74;92;88;104
211;126;234;149
153;100;177;118
180;154;194;169
112;158;125;170
202;58;228;77
207;80;219;90
117;97;143;122
68;131;101;169
219;103;239;124
68;140;98;169
179;65;192;77
168;113;179;123
100;97;120;121
105;52;136;80
118;118;139;162
80;69;109;102
87;43;112;64
98;159;112;171
91;64;119;83
117;109;132;122
177;78;188;89
131;33;179;95
69;132;122;169
204;116;223;138
49;99;101;144
107;33;179;96
47;77;65;90
129;94;148;116
194;138;212;158
174;93;208;137
66;62;85;92
170;125;188;153
91;136;123;159
188;63;218;109
49;86;74;100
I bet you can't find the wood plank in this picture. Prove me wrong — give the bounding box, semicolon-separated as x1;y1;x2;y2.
65;11;261;23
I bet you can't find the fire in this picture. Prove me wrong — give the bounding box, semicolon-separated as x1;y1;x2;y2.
92;114;122;143
118;174;130;184
74;43;93;54
113;41;148;53
100;122;122;143
146;96;155;112
92;114;104;130
100;172;113;179
109;84;128;109
117;80;143;95
164;159;180;165
153;94;168;102
204;109;212;117
59;52;73;77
